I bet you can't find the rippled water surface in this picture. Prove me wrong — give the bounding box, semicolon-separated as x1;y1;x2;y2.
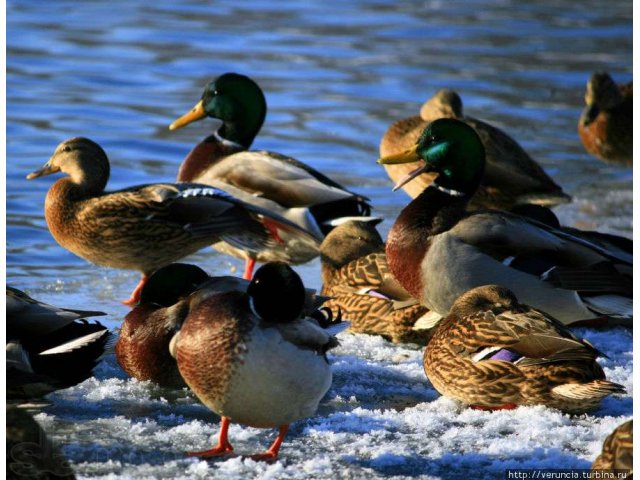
7;1;632;479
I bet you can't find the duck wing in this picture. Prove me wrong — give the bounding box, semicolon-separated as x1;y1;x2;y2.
7;286;106;336
457;307;600;367
330;253;415;303
195;151;369;208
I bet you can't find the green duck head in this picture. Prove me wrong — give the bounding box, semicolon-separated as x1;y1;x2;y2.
378;118;485;196
140;263;210;307
169;72;267;148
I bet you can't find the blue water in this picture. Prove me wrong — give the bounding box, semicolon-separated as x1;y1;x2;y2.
6;0;632;478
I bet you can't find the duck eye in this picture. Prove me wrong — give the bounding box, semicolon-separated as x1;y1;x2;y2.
62;146;71;153
429;135;437;143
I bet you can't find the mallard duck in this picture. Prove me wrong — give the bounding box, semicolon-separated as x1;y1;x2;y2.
578;72;632;167
169;72;376;279
424;285;625;413
171;262;345;461
378;118;632;326
320;220;437;344
117;263;328;388
7;286;112;401
380;89;570;209
592;420;633;472
26;137;316;305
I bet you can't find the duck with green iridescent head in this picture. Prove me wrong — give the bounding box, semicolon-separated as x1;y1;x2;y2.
380;89;571;208
169;73;376;279
379;118;632;327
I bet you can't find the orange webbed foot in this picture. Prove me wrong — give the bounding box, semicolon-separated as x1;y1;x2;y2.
245;451;279;463
186;443;234;458
186;417;234;458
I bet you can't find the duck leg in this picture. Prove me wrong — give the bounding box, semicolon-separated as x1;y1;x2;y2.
247;425;289;462
186;416;234;457
243;258;257;280
121;274;148;307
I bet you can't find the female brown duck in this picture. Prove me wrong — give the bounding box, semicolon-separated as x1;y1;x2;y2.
27;137;315;305
424;285;625;413
578;72;632;167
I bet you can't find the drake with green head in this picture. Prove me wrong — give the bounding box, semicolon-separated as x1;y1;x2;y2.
171;262;346;461
380;89;571;208
169;73;376;279
379;118;632;327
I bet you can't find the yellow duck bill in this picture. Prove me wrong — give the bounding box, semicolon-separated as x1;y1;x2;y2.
377;145;430;191
169;100;207;131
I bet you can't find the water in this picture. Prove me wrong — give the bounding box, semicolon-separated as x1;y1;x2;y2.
6;1;632;479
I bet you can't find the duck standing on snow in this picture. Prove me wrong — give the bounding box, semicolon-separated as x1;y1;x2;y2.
378;118;632;327
578;72;632;167
169;72;376;279
116;262;327;388
27;137;316;305
380;89;570;209
320;220;437;344
7;286;112;401
424;285;625;413
171;262;345;461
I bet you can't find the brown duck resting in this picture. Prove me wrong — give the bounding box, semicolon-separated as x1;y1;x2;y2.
26;137;315;305
591;420;633;472
380;89;571;209
320;220;437;345
578;72;632;167
424;285;625;413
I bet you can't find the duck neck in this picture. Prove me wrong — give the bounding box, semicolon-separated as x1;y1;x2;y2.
386;186;469;300
177;130;246;182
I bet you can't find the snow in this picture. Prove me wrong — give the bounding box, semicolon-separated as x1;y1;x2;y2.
29;323;631;480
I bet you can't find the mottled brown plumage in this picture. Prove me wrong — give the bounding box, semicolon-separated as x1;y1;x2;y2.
320;221;435;344
578;72;632;166
26;137;315;302
424;285;625;413
592;420;633;472
379;89;570;209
